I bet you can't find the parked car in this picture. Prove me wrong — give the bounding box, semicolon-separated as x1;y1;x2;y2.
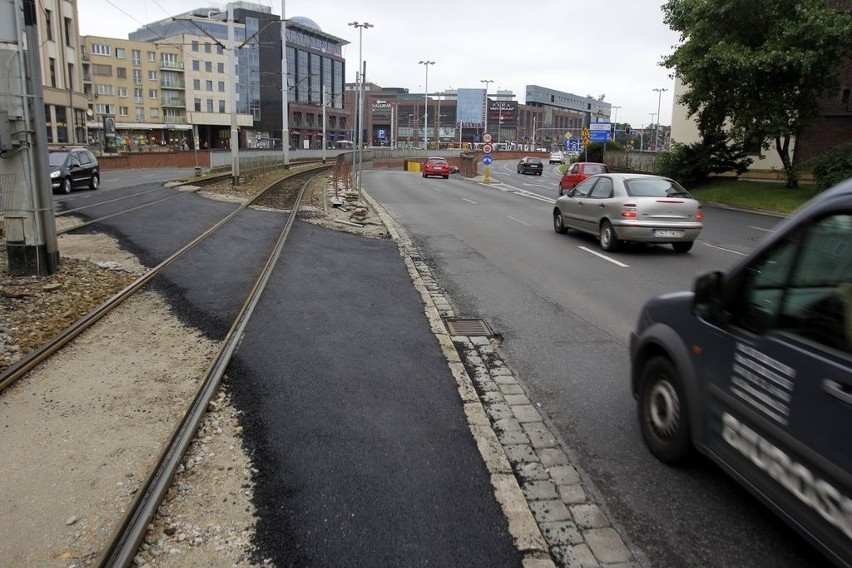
559;162;609;191
517;157;543;175
630;177;852;567
552;173;703;252
49;148;100;194
422;157;450;179
549;151;565;165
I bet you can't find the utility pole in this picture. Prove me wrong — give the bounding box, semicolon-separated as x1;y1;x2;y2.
0;0;59;276
280;0;289;169
228;3;239;183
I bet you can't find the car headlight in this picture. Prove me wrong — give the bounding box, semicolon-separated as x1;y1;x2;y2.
50;171;59;179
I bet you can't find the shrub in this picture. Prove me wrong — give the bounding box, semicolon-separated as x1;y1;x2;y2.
655;135;751;186
808;143;852;191
583;141;622;163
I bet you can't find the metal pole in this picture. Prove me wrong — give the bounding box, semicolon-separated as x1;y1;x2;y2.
653;88;667;151
281;0;290;168
228;3;239;183
480;79;493;137
419;60;434;149
322;86;327;163
349;22;372;196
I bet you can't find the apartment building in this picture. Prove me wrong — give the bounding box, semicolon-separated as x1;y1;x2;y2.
36;0;89;146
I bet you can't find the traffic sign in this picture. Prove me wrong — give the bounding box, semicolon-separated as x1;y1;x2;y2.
482;154;493;165
482;144;493;154
482;133;493;143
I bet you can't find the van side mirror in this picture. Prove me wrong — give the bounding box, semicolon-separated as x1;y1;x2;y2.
693;271;729;323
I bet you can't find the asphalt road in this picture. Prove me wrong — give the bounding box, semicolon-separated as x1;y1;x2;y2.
364;162;831;568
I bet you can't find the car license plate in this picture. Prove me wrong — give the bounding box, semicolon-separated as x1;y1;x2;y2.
653;229;684;238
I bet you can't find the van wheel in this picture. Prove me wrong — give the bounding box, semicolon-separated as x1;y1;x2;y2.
62;177;73;194
599;221;620;252
638;356;692;463
90;173;100;190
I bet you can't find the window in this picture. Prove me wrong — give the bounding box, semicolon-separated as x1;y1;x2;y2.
148;70;157;81
44;10;53;41
194;98;201;112
206;80;213;91
216;44;223;55
90;44;110;56
217;62;224;73
218;81;225;92
204;42;211;53
589;178;613;199
193;79;200;90
118;87;127;97
95;104;115;114
734;214;852;354
133;69;142;84
135;108;144;121
147;51;156;62
116;67;127;79
132;49;141;66
192;60;200;71
206;99;213;113
64;17;73;47
149;89;158;99
149;108;159;118
92;64;112;77
49;58;56;87
134;88;143;103
205;61;213;72
95;84;113;95
115;48;125;59
219;100;226;113
191;40;199;52
119;106;129;116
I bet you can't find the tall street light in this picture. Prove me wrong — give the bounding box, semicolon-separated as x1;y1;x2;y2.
648;113;657;151
652;87;667;151
419;60;435;148
611;105;621;140
348;21;373;195
480;79;493;136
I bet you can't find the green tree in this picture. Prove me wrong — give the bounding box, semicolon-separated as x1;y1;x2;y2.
662;0;852;187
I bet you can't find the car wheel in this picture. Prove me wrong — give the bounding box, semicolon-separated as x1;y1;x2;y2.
90;173;100;190
443;175;448;179
599;221;620;252
553;210;567;234
537;172;542;176
638;356;692;462
672;241;693;253
61;177;73;194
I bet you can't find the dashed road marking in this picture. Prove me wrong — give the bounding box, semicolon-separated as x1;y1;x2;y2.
578;246;630;267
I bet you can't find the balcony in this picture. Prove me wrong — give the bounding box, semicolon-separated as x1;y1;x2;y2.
161;97;186;108
83;73;92;83
161;79;186;90
163;116;187;125
159;61;185;71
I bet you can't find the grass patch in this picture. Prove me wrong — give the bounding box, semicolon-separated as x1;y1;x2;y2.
688;178;822;215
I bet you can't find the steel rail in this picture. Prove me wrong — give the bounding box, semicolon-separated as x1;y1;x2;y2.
96;169;319;568
0;165;329;392
56;186;188;216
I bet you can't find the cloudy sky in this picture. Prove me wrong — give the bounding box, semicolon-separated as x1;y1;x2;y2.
78;0;682;128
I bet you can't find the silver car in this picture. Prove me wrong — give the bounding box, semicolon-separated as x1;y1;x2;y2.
553;173;703;253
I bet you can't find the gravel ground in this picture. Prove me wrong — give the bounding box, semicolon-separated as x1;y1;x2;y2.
0;170;387;567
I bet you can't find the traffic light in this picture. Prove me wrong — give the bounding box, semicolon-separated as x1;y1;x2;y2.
625;127;631;135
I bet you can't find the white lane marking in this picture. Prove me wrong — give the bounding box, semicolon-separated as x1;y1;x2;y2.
749;225;773;232
462;197;478;205
513;189;555;203
578;246;630;267
432;186;443;192
507;215;530;226
704;242;748;256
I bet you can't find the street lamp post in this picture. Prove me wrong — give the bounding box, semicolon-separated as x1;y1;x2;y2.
652;87;667;151
349;21;373;195
419;60;435;148
648;113;657;151
480;79;493;137
611;105;621;141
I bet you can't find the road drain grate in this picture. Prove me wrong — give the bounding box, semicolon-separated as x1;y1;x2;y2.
445;318;492;337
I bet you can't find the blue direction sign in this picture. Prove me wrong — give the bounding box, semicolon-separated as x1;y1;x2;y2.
482;154;493;165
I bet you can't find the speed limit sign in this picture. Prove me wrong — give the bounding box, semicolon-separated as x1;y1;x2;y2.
482;133;493;143
482;144;493;154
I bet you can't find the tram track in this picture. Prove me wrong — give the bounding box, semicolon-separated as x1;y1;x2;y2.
0;164;331;566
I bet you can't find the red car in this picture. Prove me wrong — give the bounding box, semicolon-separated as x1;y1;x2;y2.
422;157;450;179
559;162;609;192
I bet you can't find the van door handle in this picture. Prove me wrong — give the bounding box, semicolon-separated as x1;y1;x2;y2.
822;379;852;406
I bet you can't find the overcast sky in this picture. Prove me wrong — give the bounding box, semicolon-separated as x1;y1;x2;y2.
79;0;681;128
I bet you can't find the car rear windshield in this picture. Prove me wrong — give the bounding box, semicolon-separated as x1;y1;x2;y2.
624;178;692;198
48;152;69;166
427;158;447;164
528;158;542;164
585;164;607;174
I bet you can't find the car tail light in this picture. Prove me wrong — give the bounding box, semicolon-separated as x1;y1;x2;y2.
696;205;703;221
622;202;638;218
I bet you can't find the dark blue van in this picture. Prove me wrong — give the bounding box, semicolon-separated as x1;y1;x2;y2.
630;178;852;567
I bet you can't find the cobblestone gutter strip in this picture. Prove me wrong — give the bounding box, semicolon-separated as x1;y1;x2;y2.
364;190;642;568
